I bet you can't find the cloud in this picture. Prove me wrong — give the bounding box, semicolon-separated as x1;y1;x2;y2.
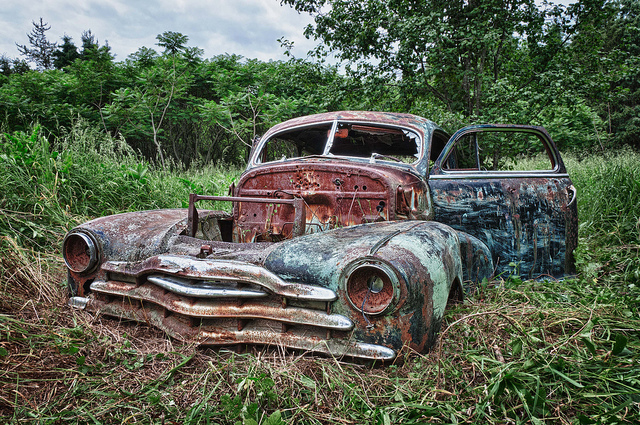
0;0;316;62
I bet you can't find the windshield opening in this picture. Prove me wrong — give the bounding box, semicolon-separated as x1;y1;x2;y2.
257;123;332;163
255;121;421;165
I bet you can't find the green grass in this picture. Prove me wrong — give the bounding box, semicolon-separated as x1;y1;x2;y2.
0;121;241;250
1;125;639;423
567;150;640;287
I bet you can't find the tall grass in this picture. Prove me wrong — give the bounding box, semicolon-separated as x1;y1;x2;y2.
567;150;640;287
1;276;638;423
0;121;241;249
1;125;639;423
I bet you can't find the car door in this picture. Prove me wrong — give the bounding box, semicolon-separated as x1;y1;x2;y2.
428;125;578;279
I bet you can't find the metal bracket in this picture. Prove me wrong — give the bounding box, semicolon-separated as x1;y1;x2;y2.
187;194;306;238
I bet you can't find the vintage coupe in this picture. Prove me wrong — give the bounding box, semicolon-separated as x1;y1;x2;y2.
64;111;577;360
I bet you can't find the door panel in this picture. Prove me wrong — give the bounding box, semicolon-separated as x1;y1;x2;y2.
429;125;577;279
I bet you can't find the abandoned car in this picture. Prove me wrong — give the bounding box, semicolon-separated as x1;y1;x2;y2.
64;111;578;360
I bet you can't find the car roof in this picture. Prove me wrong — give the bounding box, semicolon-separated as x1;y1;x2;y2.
263;111;438;136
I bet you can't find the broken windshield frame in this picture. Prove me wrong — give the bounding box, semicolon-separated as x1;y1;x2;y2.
252;120;423;166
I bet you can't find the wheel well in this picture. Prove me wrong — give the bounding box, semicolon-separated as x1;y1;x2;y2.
447;276;464;305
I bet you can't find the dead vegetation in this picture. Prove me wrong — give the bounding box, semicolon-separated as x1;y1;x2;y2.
1;143;639;423
1;234;638;424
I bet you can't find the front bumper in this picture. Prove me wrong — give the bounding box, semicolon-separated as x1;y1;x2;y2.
70;254;396;360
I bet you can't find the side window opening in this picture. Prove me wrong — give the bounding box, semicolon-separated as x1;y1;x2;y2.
443;130;556;172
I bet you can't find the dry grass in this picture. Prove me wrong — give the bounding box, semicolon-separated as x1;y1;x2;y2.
0;144;639;423
1;239;638;424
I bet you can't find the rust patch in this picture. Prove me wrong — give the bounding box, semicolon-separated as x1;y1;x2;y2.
232;161;429;242
346;266;395;314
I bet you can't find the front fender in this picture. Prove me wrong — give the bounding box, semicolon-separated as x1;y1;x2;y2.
64;209;192;296
69;209;190;262
264;220;463;353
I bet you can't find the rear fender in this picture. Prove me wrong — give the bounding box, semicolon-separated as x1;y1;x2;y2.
456;231;494;293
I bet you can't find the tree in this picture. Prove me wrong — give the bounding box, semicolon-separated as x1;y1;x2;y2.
597;0;640;148
53;35;80;69
79;30;113;63
55;30;119;137
104;32;195;168
16;18;57;70
127;47;159;68
156;31;189;56
0;55;29;77
283;1;547;117
0;55;11;77
281;1;586;120
280;0;620;153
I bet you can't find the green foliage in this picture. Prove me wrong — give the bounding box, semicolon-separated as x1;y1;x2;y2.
1;134;639;423
156;31;190;56
52;35;79;69
284;0;554;116
2;2;640;167
282;0;639;152
568;149;640;287
0;121;241;249
5;29;347;168
603;0;640;149
0;54;29;77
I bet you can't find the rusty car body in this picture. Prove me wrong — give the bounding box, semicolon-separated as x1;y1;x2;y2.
64;111;577;361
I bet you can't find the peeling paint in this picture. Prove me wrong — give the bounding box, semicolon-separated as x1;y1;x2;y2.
63;112;577;360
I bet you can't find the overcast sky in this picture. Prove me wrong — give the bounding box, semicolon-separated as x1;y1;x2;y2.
1;0;318;63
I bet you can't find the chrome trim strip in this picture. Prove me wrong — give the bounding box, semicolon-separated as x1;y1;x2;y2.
567;184;577;207
93;299;393;360
90;280;353;331
147;274;268;298
198;330;396;360
102;255;338;302
429;172;570;180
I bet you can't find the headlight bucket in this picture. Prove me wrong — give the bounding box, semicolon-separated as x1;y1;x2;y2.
62;231;99;274
343;258;400;315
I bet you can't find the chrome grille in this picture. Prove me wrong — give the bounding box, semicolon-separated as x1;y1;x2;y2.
77;254;396;360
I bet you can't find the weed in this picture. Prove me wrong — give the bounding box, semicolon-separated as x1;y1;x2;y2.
0;121;242;250
0;133;638;423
